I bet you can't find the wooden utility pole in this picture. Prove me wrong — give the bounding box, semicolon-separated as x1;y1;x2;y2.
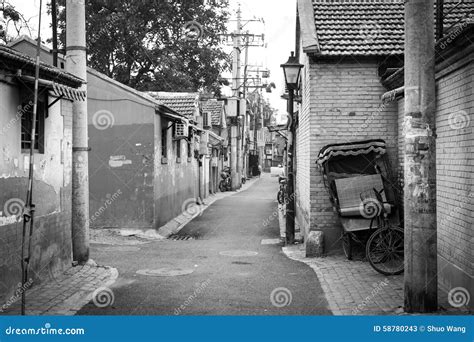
404;0;437;312
66;0;90;263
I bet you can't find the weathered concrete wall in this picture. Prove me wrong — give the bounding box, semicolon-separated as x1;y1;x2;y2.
0;81;72;305
87;71;155;228
298;58;399;252
154;114;198;227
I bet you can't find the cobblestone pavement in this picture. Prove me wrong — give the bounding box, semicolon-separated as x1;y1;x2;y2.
280;209;470;315
0;261;118;316
283;244;404;315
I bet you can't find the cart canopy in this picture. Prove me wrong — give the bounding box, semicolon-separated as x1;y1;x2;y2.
316;139;386;176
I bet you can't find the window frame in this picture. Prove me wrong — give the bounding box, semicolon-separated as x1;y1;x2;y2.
20;87;47;154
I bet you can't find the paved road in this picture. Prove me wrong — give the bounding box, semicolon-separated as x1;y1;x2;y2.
78;175;330;315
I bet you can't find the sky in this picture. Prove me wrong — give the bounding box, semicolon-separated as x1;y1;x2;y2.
6;0;296;115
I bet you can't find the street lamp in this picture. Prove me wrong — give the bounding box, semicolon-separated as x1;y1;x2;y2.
281;52;303;91
281;51;303;245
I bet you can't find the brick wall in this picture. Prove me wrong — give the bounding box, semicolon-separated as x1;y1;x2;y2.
297;57;399;251
295;52;312;235
395;52;473;304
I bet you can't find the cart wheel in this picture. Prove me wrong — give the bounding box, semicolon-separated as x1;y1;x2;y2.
342;233;352;260
366;226;404;275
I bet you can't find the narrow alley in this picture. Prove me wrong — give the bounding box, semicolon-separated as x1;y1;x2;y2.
77;176;330;315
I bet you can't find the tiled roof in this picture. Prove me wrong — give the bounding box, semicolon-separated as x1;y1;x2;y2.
311;0;474;56
0;45;84;87
146;92;199;119
201;100;224;126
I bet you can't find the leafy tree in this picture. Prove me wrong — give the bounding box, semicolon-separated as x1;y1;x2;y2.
0;1;32;43
55;0;230;95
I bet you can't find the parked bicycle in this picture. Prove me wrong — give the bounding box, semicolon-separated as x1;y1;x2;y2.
363;188;404;275
219;166;231;192
277;176;286;205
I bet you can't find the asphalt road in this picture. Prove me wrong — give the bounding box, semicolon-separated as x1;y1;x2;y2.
77;175;330;315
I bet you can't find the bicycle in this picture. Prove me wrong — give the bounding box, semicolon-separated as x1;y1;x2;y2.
364;188;404;276
277;176;286;205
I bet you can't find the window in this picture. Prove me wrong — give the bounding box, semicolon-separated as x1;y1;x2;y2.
161;120;168;162
20;91;47;153
176;139;181;162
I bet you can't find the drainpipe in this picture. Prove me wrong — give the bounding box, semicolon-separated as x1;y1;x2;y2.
404;0;437;313
66;0;90;263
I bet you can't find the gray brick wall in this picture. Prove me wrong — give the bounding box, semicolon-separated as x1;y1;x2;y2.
296;58;399;251
396;53;473;295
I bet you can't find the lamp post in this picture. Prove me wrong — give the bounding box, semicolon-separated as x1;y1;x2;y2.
281;51;303;245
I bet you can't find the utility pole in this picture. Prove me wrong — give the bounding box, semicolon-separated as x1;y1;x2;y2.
230;5;241;190
404;0;437;313
226;6;264;188
66;0;90;263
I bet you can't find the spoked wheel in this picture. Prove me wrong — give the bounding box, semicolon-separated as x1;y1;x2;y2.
342;232;352;260
366;226;404;275
277;190;284;204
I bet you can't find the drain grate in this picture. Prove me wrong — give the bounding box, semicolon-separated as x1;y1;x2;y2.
168;234;195;241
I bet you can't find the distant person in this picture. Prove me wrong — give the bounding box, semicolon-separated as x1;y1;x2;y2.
258;165;262;178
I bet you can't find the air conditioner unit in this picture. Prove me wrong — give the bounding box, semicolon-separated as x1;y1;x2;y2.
174;121;189;139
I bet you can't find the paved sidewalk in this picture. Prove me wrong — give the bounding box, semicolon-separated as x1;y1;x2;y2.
0;261;118;316
283;244;404;315
279;213;470;315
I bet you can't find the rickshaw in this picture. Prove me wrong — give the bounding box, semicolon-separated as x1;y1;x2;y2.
316;139;404;275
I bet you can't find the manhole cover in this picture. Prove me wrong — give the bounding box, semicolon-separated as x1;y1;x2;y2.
136;268;194;277
219;250;258;257
101;246;141;252
168;234;195;241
